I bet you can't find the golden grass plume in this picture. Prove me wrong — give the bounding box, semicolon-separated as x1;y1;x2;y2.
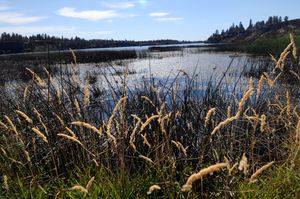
32;127;48;143
181;163;228;192
249;161;274;183
147;185;161;195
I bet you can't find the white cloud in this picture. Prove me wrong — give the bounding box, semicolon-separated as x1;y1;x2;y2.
0;12;44;25
155;17;184;22
149;12;169;17
57;7;119;21
102;2;135;9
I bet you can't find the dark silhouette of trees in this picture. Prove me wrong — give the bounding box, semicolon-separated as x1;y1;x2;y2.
208;16;292;42
0;33;184;54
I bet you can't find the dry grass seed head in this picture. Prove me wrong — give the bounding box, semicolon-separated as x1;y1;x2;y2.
147;185;161;195
181;163;228;192
295;120;300;142
2;175;8;191
140;115;159;132
70;185;88;194
71;121;102;136
16;110;33;124
106;96;128;146
32;127;48;143
249;161;274;183
260;114;267;133
84;77;90;107
290;33;297;59
0;121;8;130
238;153;249;175
86;177;95;192
4;115;18;135
139;155;154;164
57;133;83;146
204;108;216;127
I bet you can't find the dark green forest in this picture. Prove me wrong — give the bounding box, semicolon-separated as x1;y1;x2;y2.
0;33;187;54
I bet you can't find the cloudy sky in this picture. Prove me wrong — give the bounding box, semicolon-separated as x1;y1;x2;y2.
0;0;299;40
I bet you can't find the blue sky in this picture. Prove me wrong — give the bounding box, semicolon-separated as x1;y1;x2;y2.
0;0;299;40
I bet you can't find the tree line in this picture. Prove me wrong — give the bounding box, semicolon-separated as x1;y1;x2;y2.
0;33;182;54
208;16;290;42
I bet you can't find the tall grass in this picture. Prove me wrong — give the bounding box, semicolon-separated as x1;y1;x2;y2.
0;35;299;198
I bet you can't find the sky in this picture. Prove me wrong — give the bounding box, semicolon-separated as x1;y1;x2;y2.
0;0;299;41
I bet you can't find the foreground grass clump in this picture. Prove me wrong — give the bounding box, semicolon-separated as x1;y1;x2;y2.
0;36;299;198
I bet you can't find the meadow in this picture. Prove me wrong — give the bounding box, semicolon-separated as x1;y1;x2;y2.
0;35;299;198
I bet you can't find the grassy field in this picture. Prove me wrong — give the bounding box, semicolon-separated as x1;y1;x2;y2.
0;37;300;198
245;34;300;55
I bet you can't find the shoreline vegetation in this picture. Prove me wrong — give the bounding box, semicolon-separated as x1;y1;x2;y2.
0;31;300;198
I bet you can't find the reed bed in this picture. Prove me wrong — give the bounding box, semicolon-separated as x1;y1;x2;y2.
0;36;299;198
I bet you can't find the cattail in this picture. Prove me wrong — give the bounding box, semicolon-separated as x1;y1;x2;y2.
290;33;297;60
286;91;291;115
2;175;8;191
16;110;33;124
57;133;83;146
260;114;267;133
140;115;159;132
106;96;128;146
71;121;102;136
83;77;90;107
204;108;216;127
65;127;77;138
0;121;8;130
249;161;274;183
32;127;48;143
141;96;155;107
4;115;18;135
147;185;161;195
139;155;154;164
141;133;151;148
86;177;95;192
70;185;88;194
238;153;249;175
181;163;228;192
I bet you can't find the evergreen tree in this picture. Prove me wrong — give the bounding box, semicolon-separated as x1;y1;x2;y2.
248;19;253;30
284;16;289;22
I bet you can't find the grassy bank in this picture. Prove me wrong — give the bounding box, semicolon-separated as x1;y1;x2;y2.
0;37;299;198
245;34;300;55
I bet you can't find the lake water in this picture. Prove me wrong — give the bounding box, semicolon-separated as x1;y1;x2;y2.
72;47;258;93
